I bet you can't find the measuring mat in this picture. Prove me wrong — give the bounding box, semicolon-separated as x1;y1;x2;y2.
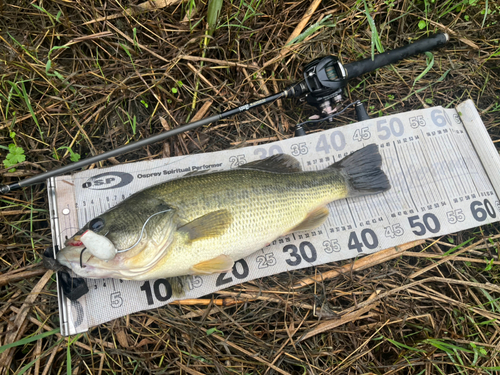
47;100;500;335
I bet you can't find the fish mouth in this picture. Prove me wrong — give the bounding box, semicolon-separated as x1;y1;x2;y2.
57;228;176;280
56;244;122;279
65;234;83;247
56;240;173;280
58;234;85;270
55;244;86;269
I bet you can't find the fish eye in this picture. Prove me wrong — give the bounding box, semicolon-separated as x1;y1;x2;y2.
89;217;105;232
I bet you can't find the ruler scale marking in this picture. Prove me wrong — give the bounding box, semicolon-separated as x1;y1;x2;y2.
443;133;470;196
416;140;443;205
447;133;477;195
393;141;419;211
457;130;491;193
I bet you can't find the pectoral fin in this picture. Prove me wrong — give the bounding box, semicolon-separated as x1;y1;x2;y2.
191;254;234;274
290;206;330;232
168;276;187;297
178;210;232;243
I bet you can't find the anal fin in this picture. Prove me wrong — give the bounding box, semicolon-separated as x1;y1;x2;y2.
190;254;234;275
290;206;330;232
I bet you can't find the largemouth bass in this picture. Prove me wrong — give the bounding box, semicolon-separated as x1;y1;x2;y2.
56;144;390;288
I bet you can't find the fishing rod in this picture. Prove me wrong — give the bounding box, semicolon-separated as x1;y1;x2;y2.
0;32;449;194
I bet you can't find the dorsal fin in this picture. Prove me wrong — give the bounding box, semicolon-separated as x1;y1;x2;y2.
239;154;302;173
183;169;214;178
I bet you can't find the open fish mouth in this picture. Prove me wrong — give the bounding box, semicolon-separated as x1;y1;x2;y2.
64;234;84;247
56;231;176;280
59;236;86;269
56;244;123;279
65;240;83;247
56;244;91;268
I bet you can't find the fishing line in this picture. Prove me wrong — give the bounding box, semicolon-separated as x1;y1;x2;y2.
115;209;172;253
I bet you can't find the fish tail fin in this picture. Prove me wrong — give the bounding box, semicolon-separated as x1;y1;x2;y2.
329;144;391;196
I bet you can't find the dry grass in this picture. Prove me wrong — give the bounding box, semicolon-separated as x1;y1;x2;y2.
1;0;500;373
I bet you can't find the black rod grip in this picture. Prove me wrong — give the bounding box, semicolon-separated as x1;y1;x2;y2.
345;33;449;80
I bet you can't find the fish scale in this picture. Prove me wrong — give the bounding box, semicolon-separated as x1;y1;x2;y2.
155;170;344;268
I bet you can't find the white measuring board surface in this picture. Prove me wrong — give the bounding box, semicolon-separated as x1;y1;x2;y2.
47;99;500;335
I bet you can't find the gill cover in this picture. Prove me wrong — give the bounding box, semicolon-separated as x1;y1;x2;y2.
74;195;176;252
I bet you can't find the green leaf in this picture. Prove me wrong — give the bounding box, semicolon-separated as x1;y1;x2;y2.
443;238;475;255
171;87;178;94
70;152;81;162
47;45;69;59
46;59;52;74
436;69;451;82
286;15;335;46
387;338;425;352
484;258;494;271
206;327;224;336
54;71;65;81
413;51;435;86
4;144;26;171
423;339;474;354
0;328;60;354
363;0;384;55
418;20;427;29
57;146;80;162
481;0;489;28
207;0;223;36
8;80;43;140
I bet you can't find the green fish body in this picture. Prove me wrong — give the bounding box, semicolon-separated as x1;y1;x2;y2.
56;144;390;284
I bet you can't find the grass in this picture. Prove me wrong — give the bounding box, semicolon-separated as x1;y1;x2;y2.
1;0;500;373
0;328;60;354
